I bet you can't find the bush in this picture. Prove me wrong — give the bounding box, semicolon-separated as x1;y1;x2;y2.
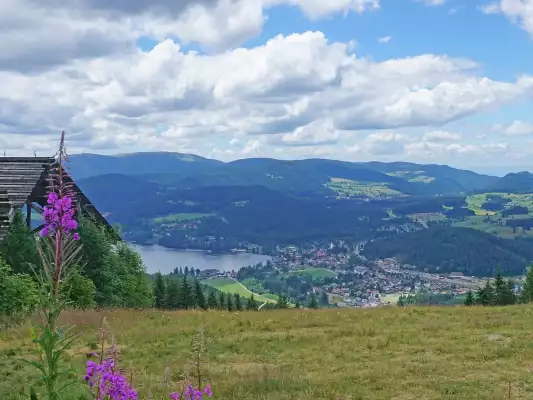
0;256;39;325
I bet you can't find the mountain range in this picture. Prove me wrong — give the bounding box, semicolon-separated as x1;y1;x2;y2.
69;152;533;276
71;152;526;199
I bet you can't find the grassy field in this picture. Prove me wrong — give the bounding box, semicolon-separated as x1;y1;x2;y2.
4;307;533;399
386;170;435;183
288;267;337;280
153;213;213;224
202;277;275;304
325;178;402;199
454;193;533;238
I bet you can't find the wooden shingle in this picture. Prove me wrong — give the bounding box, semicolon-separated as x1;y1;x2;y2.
0;157;114;241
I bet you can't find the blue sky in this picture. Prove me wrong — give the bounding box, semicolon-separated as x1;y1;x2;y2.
2;0;533;174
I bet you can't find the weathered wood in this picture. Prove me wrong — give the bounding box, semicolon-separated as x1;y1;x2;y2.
0;156;116;240
26;202;31;227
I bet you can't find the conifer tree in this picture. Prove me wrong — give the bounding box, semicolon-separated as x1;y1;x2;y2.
226;293;233;311
247;294;257;311
184;266;189;276
464;291;474;306
218;292;225;310
277;295;289;309
153;272;166;309
165;277;180;309
503;279;517;305
234;294;242;311
521;265;533;303
207;291;218;309
397;295;404;306
476;280;494;306
309;293;318;309
194;278;207;310
178;275;193;309
493;272;513;306
196;268;201;277
0;211;38;275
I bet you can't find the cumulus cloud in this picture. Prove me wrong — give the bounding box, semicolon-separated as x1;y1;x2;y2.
422;130;462;141
378;36;392;43
494;120;533;135
481;0;533;36
1;0;533;167
2;30;533;158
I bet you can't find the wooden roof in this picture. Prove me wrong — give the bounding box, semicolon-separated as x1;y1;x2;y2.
0;157;113;241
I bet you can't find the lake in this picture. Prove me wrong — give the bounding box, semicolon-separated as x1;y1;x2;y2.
130;244;272;274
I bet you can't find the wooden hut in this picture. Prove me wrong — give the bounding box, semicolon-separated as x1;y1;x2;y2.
0;156;112;241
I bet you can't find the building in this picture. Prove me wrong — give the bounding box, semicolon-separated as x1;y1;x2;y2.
0;156;113;242
449;272;464;278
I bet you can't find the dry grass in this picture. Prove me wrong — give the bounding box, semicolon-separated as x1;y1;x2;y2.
3;306;533;399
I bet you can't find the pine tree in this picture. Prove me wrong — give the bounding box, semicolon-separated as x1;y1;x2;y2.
178;275;193;309
277;295;289;309
494;272;507;306
184;266;189;276
247;294;257;311
218;292;226;310
309;294;318;309
234;294;242;311
153;272;166;309
0;211;38;275
227;293;233;312
397;295;404;306
521;265;533;303
477;280;495;306
165;278;180;309
464;291;474;306
503;279;516;305
196;269;201;277
194;279;207;310
207;291;218;309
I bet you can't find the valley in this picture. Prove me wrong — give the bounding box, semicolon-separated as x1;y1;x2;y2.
67;152;533;307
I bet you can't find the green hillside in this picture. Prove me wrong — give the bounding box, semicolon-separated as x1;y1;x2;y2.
202;277;276;303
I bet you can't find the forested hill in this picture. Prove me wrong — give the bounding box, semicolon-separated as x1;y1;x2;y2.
71;153;505;198
362;226;533;277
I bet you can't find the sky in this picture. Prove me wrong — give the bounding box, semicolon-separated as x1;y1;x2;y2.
1;0;533;174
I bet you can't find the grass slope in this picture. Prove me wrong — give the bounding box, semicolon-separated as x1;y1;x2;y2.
3;307;533;399
202;277;275;303
325;178;403;199
289;267;337;280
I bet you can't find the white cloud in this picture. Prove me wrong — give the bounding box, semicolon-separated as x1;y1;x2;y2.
415;0;447;5
494;120;533;135
422;130;462;141
378;36;392;43
1;0;533;168
2;30;533;160
481;0;533;36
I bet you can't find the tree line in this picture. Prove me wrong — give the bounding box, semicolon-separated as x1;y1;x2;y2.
152;272;261;311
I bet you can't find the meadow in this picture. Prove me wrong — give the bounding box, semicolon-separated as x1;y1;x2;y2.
288;267;337;280
3;307;533;399
201;277;275;304
325;178;402;199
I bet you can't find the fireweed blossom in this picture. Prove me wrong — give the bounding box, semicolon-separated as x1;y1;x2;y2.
85;358;138;400
40;191;80;240
170;384;213;400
